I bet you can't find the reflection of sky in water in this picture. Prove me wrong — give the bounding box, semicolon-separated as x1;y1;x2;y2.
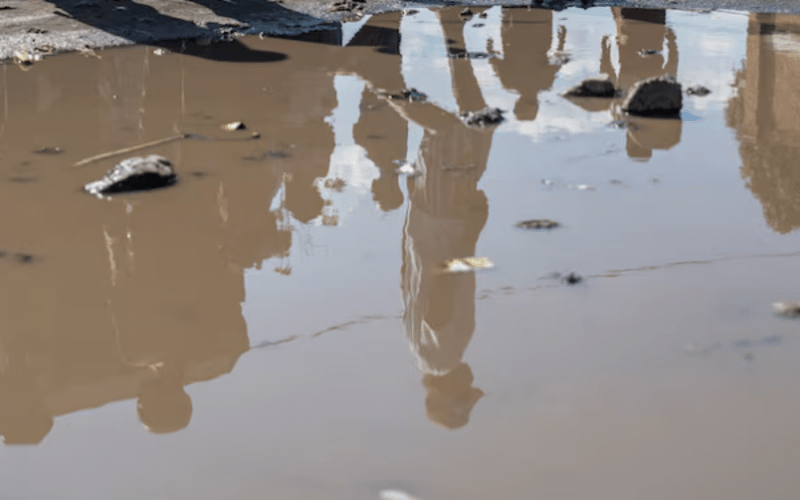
671;10;748;111
400;8;460;114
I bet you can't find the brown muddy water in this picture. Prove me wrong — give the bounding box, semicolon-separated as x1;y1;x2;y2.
1;5;800;499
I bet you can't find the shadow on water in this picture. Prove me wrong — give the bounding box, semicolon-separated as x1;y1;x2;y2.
45;0;303;62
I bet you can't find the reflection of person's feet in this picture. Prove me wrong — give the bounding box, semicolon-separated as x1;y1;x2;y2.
422;363;483;430
137;364;193;434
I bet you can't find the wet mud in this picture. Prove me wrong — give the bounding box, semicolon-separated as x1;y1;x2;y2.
2;5;800;500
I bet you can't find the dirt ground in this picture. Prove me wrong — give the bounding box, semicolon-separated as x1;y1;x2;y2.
1;0;799;62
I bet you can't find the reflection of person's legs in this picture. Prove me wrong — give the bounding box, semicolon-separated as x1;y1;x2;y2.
490;7;559;121
137;364;192;434
438;7;488;112
354;88;407;211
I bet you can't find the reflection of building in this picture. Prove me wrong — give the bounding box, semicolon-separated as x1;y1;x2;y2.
490;7;564;121
727;13;800;234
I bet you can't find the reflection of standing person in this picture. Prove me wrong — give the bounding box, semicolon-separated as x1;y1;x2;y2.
387;10;493;427
400;109;490;429
105;192;251;433
349;12;408;212
602;8;682;160
490;7;565;121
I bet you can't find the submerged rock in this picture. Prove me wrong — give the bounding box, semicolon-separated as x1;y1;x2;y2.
686;85;712;96
84;155;177;198
460;107;504;127
563;74;617;98
622;75;682;117
516;219;560;230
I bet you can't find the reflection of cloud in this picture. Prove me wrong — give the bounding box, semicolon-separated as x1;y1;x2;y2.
317;75;379;226
400;8;460;114
670;11;748;112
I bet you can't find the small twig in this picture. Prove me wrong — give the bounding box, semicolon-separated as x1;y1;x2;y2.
72;131;261;167
72;134;187;167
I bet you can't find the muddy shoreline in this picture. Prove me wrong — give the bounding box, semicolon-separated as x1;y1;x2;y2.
0;0;799;62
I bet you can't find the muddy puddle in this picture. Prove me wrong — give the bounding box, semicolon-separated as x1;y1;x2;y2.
2;5;800;499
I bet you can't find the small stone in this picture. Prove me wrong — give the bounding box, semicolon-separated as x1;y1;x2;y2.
686;85;711;96
621;75;682;117
516;219;560;230
773;301;800;319
222;121;246;131
460;107;504;128
563;74;617;98
84;155;177;198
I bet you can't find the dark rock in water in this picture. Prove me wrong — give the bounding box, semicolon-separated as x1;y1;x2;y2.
459;7;473;20
516;219;560;230
388;88;427;102
84;155;177;198
564;74;617;98
686;85;712;96
622;75;682;117
461;107;504;128
563;272;583;285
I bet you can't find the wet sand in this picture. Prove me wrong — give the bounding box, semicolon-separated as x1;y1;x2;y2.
2;6;800;499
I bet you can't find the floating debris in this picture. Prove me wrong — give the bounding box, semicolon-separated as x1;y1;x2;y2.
637;48;661;56
516;219;560;230
34;146;63;155
442;257;494;273
222;121;246;131
396;162;420;176
686;85;712;96
460;107;504;127
773;301;800;319
153;48;168;56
